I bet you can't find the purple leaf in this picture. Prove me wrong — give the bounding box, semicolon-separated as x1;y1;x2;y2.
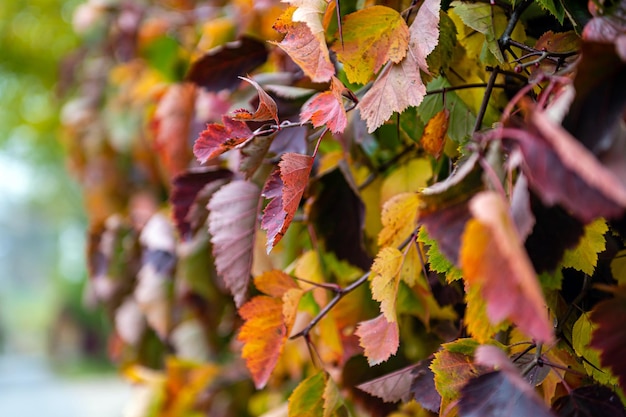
186;36;268;92
208;180;261;307
553;385;626;417
170;169;233;239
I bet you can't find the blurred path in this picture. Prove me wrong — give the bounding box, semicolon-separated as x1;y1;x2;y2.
0;354;130;417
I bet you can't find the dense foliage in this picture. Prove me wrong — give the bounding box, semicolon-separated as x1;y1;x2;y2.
61;0;626;416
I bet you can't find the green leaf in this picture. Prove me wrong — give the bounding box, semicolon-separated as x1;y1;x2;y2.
289;372;326;417
561;219;608;276
572;313;619;386
418;226;462;281
611;250;626;285
450;1;504;63
426;11;457;75
535;0;565;24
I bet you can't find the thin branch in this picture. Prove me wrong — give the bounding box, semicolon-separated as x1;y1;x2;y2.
498;0;532;52
290;226;419;340
473;66;500;132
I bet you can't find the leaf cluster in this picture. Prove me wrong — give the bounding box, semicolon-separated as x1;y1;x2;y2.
61;0;626;416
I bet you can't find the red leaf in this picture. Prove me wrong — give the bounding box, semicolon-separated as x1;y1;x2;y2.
300;76;349;134
232;77;279;124
261;153;313;253
590;286;626;390
208;180;260;307
185;36;269;92
355;314;399;366
193;116;252;164
170;169;233;239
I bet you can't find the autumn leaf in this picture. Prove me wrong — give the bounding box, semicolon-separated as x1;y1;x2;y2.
194;116;253;164
185;36;269;92
239;134;274;179
288;371;325;417
208;180;260;307
459;371;555;417
370;247;404;323
261;153;314;252
169;169;233;239
271;7;334;83
357;358;441;412
333;6;409;85
460;191;553;343
431;341;483;409
152;82;196;177
418;227;463;282
553;385;626;417
420;109;449;159
238;295;287;389
232;76;279;124
408;0;441;73
378;192;420;249
355;314;399;366
582;288;626;391
380;158;432;205
358;49;426;133
300;76;350;134
561;219;607;275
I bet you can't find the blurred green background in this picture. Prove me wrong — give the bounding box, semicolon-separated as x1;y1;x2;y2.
0;0;109;367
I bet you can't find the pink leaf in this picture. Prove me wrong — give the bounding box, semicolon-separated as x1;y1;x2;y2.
300;77;349;134
208;180;261;307
355;314;399;366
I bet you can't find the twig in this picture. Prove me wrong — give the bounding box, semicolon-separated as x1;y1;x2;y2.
473;66;500;132
498;0;532;52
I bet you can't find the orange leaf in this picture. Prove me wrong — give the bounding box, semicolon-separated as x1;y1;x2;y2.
421;109;449;159
271;8;334;83
238;295;287;389
254;270;300;298
459;191;553;343
300;76;349;134
355;314;399;366
232;76;279;124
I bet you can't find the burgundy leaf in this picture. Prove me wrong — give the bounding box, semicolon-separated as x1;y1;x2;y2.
562;42;626;155
590;286;626;390
552;385;626;417
308;164;372;270
193;116;253;164
185;36;268;92
459;371;555;417
421;201;472;267
508;110;626;223
170;169;233;239
261;171;285;253
208;180;261;307
524;192;584;273
232;77;280;124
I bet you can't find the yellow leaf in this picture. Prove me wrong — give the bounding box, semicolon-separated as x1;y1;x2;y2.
371;247;404;322
378;192;420;248
562;218;608;275
381;158;432;204
464;281;508;343
611;249;626;285
255;270;300;299
333;6;409;84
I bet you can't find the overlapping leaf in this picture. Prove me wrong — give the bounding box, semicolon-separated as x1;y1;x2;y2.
378;193;421;249
185;36;269;92
460;191;553;343
300;76;350;134
370;247;404;323
272;7;334;83
261;153;314;253
333;6;409;85
208;180;260;307
194;116;253;164
238;270;302;389
232;76;279;124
